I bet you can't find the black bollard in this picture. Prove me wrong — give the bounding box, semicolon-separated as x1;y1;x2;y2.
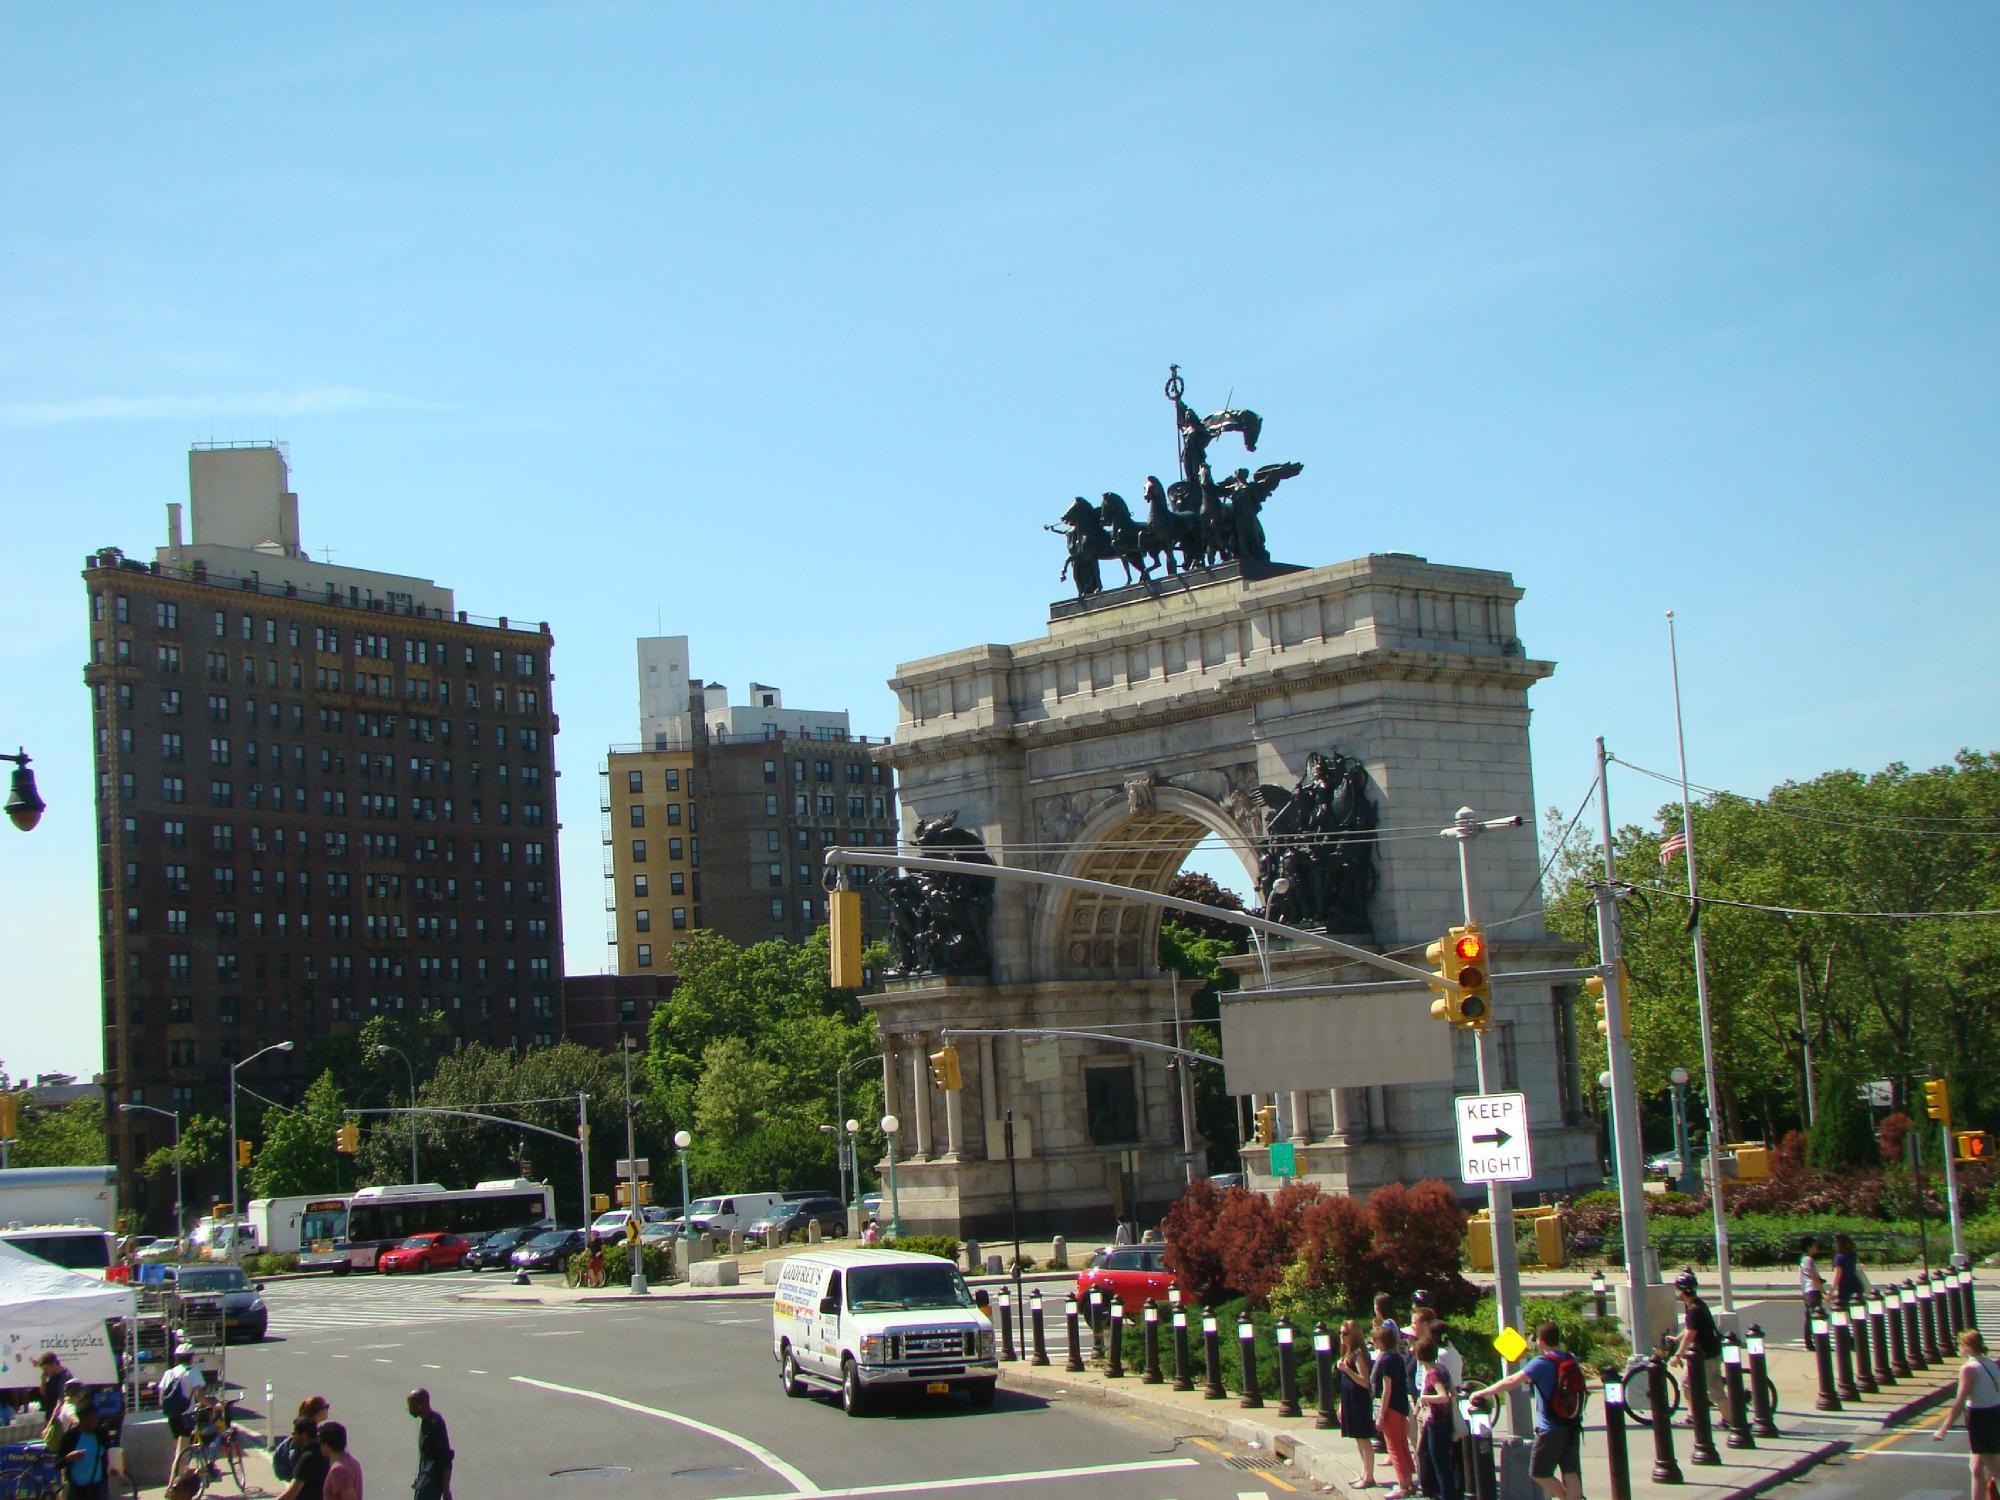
1237;1316;1264;1409
1593;1269;1608;1323
1920;1273;1942;1365
1746;1325;1781;1438
1686;1347;1720;1466
1965;1268;1979;1330
1869;1293;1895;1387
1946;1270;1966;1344
1647;1356;1684;1483
1171;1305;1193;1392
1063;1293;1084;1373
1850;1302;1878;1395
1811;1312;1841;1410
1275;1315;1301;1418
1464;1395;1499;1500
1721;1336;1754;1450
1602;1366;1634;1500
999;1288;1016;1362
1201;1311;1224;1400
1832;1304;1861;1400
1888;1286;1911;1377
1312;1322;1336;1429
1105;1301;1125;1379
1903;1280;1927;1371
1029;1288;1049;1367
1142;1301;1163;1384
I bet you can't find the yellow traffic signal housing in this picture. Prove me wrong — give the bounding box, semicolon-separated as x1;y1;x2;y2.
1925;1079;1952;1124
1582;966;1632;1040
0;1092;17;1140
591;1193;610;1215
237;1139;252;1167
335;1122;360;1154
1956;1130;1993;1164
829;888;864;989
1253;1104;1278;1147
928;1044;963;1092
1425;925;1490;1029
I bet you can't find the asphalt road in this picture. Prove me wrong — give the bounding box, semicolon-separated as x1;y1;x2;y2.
222;1272;1303;1499
1772;1419;1985;1499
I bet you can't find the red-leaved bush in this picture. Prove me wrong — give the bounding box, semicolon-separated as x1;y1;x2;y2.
1159;1178;1233;1303
1364;1181;1480;1314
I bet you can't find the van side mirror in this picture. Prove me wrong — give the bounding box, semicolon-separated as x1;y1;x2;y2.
820;1296;840;1315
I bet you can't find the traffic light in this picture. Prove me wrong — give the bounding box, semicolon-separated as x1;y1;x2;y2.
0;1092;17;1140
829;888;863;989
1425;924;1490;1029
1582;964;1632;1040
1925;1079;1952;1124
928;1044;963;1092
1254;1104;1277;1147
1956;1131;1993;1164
335;1122;360;1154
237;1139;252;1168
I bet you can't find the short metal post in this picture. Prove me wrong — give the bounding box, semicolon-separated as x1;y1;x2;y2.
1602;1366;1634;1500
1142;1301;1163;1384
1920;1272;1942;1365
1274;1315;1301;1418
1746;1325;1780;1437
1312;1322;1336;1429
1063;1293;1084;1373
1811;1312;1841;1410
1237;1316;1263;1409
1832;1304;1861;1401
1847;1302;1877;1395
1721;1335;1753;1449
1964;1268;1979;1330
1868;1293;1895;1387
1106;1301;1125;1379
1202;1311;1224;1400
1889;1286;1911;1377
1029;1288;1049;1367
1465;1397;1499;1500
1946;1270;1966;1344
1686;1346;1720;1466
999;1287;1016;1361
1903;1280;1928;1371
1171;1305;1193;1392
1593;1269;1608;1323
1647;1356;1684;1483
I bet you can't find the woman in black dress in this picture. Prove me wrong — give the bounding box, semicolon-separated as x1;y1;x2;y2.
1337;1318;1378;1488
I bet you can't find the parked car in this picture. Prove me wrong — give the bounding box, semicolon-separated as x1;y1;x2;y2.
683;1192;786;1239
510;1228;587;1273
168;1263;270;1341
134;1238;183;1265
1207;1172;1246;1192
377;1233;473;1275
859;1194;884;1225
462;1223;554;1272
589;1206;672;1238
1075;1244;1187;1312
746;1196;847;1246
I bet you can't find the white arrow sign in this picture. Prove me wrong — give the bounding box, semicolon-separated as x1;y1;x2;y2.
1455;1091;1533;1184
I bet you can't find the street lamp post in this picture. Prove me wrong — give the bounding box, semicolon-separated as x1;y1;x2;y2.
620;1037;646;1295
844;1119;862;1227
1599;1070;1615;1180
120;1103;183;1241
370;1043;420;1183
881;1115;903;1239
673;1130;693;1240
228;1041;294;1261
1670;1067;1696;1195
1;748;46;832
819;1124;845;1207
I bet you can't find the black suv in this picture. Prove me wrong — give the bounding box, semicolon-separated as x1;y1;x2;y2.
463;1222;554;1272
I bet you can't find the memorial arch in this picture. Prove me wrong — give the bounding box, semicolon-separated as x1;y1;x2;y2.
865;554;1601;1238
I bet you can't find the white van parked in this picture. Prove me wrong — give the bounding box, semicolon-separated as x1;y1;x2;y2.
683;1192;785;1239
771;1248;997;1415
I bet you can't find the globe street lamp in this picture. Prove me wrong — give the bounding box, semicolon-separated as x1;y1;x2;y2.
673;1130;693;1240
120;1102;183;1241
228;1041;294;1260
845;1118;863;1228
2;748;45;832
369;1043;420;1183
881;1114;903;1240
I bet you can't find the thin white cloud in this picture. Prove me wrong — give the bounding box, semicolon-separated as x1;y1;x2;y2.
0;386;453;426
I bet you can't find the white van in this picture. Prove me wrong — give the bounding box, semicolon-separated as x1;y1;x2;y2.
684;1192;785;1239
771;1248;997;1415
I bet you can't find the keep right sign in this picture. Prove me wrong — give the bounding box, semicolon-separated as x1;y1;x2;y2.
1455;1091;1533;1184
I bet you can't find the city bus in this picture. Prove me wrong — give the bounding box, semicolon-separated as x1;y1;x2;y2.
246;1195;352;1271
333;1178;553;1271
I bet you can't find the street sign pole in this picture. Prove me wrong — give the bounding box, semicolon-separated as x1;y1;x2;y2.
1446;810;1533;1491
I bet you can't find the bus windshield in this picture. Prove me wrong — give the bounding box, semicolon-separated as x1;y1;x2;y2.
298;1202;347;1243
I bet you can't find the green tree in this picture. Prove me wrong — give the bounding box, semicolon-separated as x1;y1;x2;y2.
1160;913;1245;1171
8;1097;107;1167
142;1113;225;1183
248;1073;355;1199
1806;1075;1877;1171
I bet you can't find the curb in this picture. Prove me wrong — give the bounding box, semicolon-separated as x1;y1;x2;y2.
1877;1378;1955;1428
1000;1361;1242;1442
1718;1438;1850;1499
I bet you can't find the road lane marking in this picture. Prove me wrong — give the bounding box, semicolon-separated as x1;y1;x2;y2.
730;1457;1201;1500
467;1369;486;1375
511;1375;820;1494
328;1354;348;1359
421;1364;441;1370
374;1358;393;1364
524;1330;581;1336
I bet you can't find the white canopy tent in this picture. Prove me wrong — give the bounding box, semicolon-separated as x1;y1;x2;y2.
0;1239;136;1384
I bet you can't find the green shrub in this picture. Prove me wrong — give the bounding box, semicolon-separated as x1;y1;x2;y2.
1455;1294;1625;1385
242;1252;299;1276
886;1234;961;1261
602;1241;675;1283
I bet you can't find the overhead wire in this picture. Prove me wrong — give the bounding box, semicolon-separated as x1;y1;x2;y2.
1637;882;2000;922
1611;756;2000;836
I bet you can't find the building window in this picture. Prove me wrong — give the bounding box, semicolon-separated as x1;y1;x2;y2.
628;804;645;827
667;838;683;861
634;910;651;932
765;794;779;816
672;907;687;929
766;830;780;853
633;874;649;897
161;776;185;804
1084;1065;1142;1146
631;839;646;862
635;943;652;968
665;804;681;826
769;900;784;923
768;862;783;888
626;769;643;793
669;872;685;895
156;601;179;630
763;760;777;783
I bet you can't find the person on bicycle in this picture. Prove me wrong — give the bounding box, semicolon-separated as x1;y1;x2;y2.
1670;1271;1733;1428
584;1231;606;1288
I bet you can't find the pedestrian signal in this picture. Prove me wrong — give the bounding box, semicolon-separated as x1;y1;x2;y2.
335;1122;360;1153
1925;1079;1952;1124
829;887;863;989
1956;1131;1993;1164
928;1044;963;1092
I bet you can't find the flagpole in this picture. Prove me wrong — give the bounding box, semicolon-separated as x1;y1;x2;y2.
1668;609;1736;1317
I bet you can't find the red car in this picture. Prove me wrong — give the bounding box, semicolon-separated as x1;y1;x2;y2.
1075;1244;1189;1312
376;1232;471;1274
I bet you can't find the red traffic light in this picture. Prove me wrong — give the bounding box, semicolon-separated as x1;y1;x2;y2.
1453;933;1483;963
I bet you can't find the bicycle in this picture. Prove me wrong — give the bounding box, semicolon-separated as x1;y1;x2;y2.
563;1253;606;1289
177;1400;247;1497
0;1444;62;1500
1618;1355;1778;1429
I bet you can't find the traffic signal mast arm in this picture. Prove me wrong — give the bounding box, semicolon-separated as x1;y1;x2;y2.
343;1104;583;1144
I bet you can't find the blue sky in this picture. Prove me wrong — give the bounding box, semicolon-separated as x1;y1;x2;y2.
3;6;1994;1079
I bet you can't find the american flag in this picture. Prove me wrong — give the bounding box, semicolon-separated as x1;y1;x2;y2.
1659;830;1688;866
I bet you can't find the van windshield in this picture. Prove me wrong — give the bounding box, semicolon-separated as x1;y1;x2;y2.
847;1263;974;1312
687;1198;724;1216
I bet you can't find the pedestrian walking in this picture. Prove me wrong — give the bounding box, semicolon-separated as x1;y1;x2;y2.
1335;1319;1378;1488
1411;1307;1463;1389
1113;1220;1132;1246
318;1420;364;1500
1670;1271;1733;1427
1470;1321;1587;1500
276;1413;329;1500
1371;1323;1417;1498
1799;1235;1828;1350
156;1347;204;1478
406;1389;453;1500
61;1403;107;1500
1415;1336;1463;1500
1831;1232;1865;1308
1933;1328;2000;1499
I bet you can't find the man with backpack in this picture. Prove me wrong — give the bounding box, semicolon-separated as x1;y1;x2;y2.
1470;1321;1587;1500
157;1347;204;1481
1670;1270;1733;1428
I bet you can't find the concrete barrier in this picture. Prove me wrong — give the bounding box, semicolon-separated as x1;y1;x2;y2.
1050;1236;1068;1270
690;1259;739;1288
761;1260;789;1286
120;1414;174;1486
